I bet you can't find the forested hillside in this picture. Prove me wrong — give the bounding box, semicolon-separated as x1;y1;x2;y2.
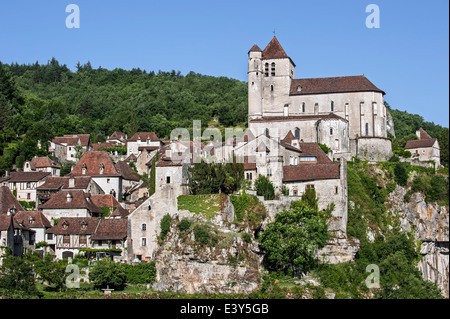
0;59;448;174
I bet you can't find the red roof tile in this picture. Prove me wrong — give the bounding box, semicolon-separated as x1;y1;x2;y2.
404;138;437;149
13;210;52;228
5;171;50;182
128;132;160;142
262;36;289;59
283;163;340;182
90;218;127;240
47;217;100;234
69;151;121;177
0;186;24;215
29;157;60;169
290;75;385;95
248;44;262;53
37;176;92;191
39;190;103;215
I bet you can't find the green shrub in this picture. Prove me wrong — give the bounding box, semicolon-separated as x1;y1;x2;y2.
88;260;127;290
241;233;252;243
254;175;275;200
177;218;193;232
394;162;410;186
194;224;214;246
281;185;289;196
122;262;156;284
159;214;172;240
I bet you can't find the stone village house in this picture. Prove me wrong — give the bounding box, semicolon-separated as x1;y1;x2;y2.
404;128;441;168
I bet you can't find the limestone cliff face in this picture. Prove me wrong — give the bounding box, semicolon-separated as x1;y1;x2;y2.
152;221;262;294
152;196;263;295
387;186;449;297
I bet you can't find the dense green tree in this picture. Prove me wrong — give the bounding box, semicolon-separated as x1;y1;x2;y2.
259;202;329;275
254;174;275;200
0;249;42;298
88;260;126;290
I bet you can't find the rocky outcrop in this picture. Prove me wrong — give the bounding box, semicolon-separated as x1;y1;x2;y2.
153;196;263;294
316;230;360;264
153;221;262;294
387;186;449;297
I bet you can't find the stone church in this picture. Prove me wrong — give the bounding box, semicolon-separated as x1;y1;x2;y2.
247;37;392;161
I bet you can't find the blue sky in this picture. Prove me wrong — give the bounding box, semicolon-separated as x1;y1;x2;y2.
0;0;448;127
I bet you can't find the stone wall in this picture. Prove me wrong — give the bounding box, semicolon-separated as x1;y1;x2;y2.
356;136;392;162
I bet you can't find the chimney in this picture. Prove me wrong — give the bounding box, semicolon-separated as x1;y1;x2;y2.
69;177;75;188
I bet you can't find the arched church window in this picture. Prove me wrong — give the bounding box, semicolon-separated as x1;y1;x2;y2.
295;128;300;138
365;123;369;136
265;128;270;137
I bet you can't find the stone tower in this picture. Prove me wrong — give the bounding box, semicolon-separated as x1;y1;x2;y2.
248;37;296;120
248;44;263;120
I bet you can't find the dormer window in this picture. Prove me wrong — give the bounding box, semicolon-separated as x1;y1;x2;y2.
62;220;69;229
297;85;302;92
99;163;105;175
82;163;87;175
29;217;34;225
81;221;87;230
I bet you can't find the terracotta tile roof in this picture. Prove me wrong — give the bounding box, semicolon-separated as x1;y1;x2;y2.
13;210;52;228
110;205;130;218
404;138;437;149
69;151;121;177
108;131;127;141
282;131;295;144
243;156;257;171
52;134;91;146
0;214;13;231
52;136;79;146
39;190;103;215
297;143;333;164
37;176;92;191
128;132;160;142
5;171;50;182
115;161;140;181
283;163;340;182
262;36;289;59
248;44;262;53
156;141;202;166
290;75;385;96
417;128;432;140
90;194;120;209
0;186;24;215
29;157;60;169
92;142;117;151
90;218;127;240
124;154;137;162
46;217;101;235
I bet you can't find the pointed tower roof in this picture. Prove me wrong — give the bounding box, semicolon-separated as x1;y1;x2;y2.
262;36;289;59
261;36;296;66
248;44;262;54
